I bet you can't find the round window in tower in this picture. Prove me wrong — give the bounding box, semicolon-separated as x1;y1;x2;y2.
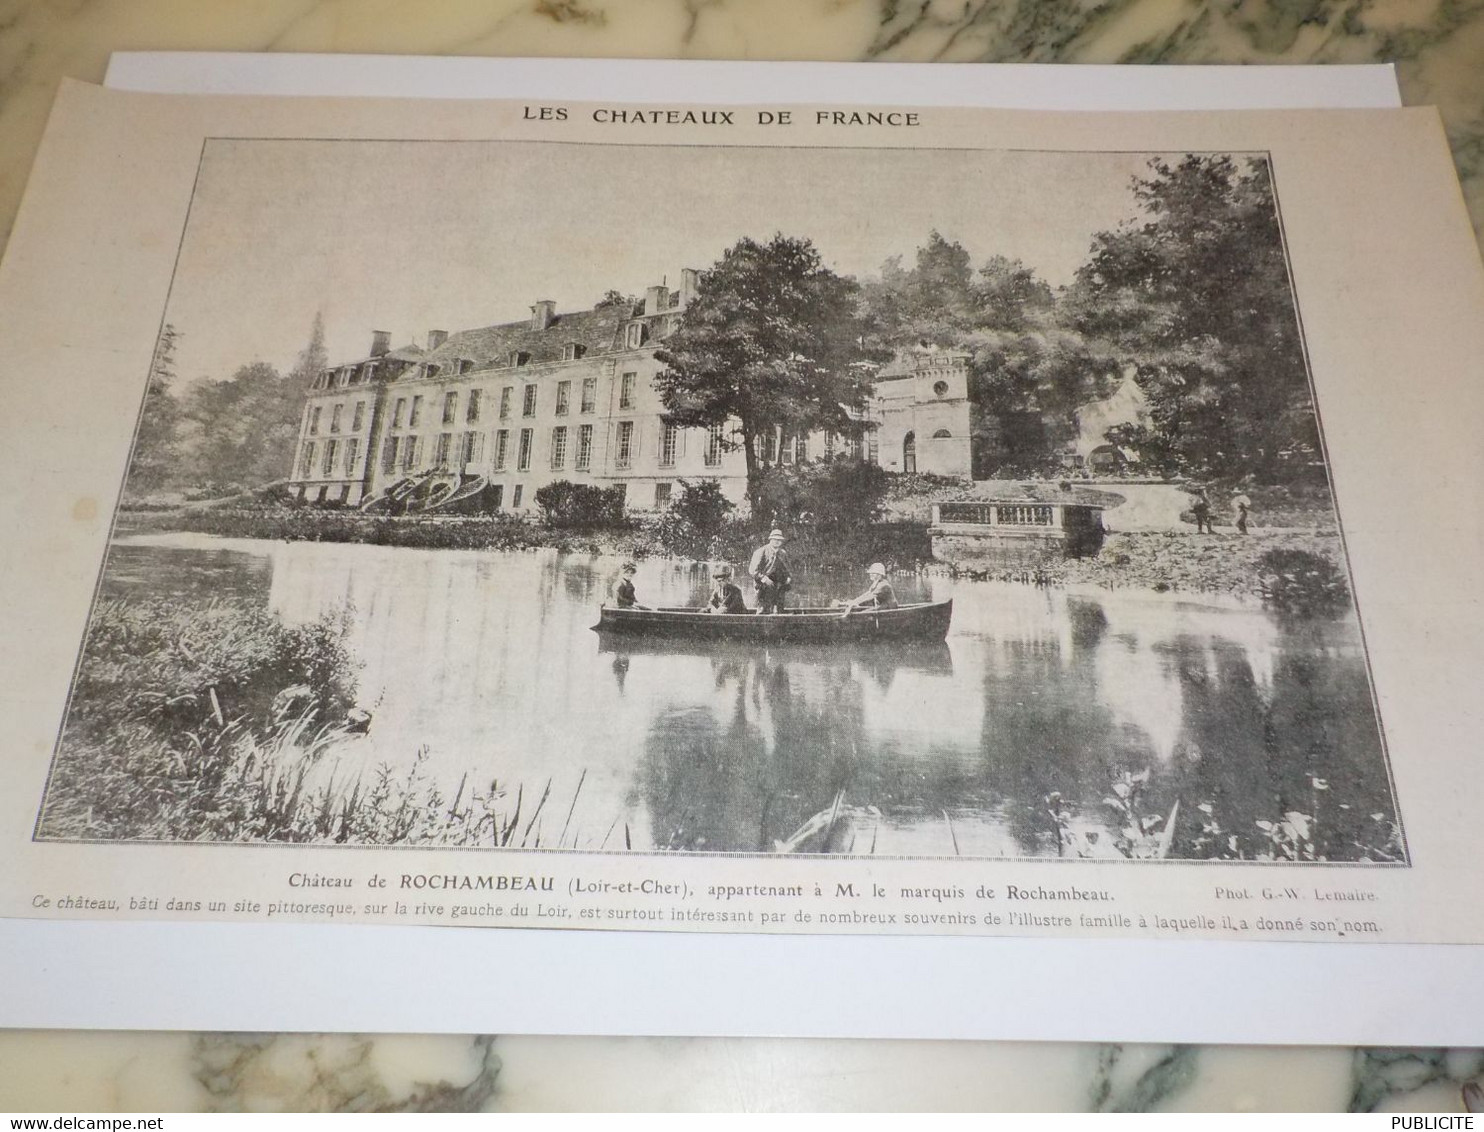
933;380;949;396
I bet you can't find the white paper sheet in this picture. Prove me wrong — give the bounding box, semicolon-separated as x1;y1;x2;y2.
104;52;1401;111
9;57;1471;1045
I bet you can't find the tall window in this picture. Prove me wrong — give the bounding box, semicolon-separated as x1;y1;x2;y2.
321;439;338;477
309;406;322;435
522;384;537;417
466;388;481;423
460;430;481;466
442;392;458;425
344;438;360;476
660;420;678;468
435;433;452;466
550;426;568;470
796;433;809;463
512;485;523;509
625;323;644;349
381;435;398;473
351;401;366;432
329;404;343;433
499;387;512;419
402;435;419;471
299;442;315;478
409;396;423;427
517;428;533;471
616;421;634;469
576;424;593;471
781;434;796;465
489;484;503;510
705;423;724;467
494;429;510;471
655;482;672;508
393;398;407;428
580;377;597;414
555;380;571;416
619;372;636;409
759;430;777;464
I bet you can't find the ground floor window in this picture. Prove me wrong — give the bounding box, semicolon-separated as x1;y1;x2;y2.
299;442;315;478
517;428;533;471
655;482;672;508
489;484;503;510
576;424;593;470
551;425;568;470
402;435;420;471
460;430;482;466
512;485;523;508
704;423;723;467
381;435;397;473
321;439;338;477
344;438;360;477
494;429;509;470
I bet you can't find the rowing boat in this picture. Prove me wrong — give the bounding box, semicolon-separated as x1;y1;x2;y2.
593;599;952;643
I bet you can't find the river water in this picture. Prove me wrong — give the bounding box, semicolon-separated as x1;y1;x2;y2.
99;535;1399;861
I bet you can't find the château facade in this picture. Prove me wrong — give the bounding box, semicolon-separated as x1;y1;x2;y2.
287;270;972;513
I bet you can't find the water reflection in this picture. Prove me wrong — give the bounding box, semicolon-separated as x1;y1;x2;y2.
102;535;1398;860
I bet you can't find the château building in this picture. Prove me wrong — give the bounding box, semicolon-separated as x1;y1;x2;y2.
287;270;972;513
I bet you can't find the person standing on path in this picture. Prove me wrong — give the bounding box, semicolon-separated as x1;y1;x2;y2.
748;528;792;614
1191;488;1215;534
1231;492;1252;535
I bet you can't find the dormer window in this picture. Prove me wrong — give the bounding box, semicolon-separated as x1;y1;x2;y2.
563;343;585;362
457;359;474;375
425;363;441;380
625;323;646;350
508;350;530;368
360;362;377;383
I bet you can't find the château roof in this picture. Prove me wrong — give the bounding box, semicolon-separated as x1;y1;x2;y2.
414;307;630;374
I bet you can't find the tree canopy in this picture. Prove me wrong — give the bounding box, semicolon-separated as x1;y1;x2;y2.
654;234;876;507
1064;154;1315;477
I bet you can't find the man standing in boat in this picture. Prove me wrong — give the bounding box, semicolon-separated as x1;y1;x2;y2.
749;528;792;614
702;564;749;614
835;562;898;614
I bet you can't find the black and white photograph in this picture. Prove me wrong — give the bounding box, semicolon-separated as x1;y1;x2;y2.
33;136;1403;866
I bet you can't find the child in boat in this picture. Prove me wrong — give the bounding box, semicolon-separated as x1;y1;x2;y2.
834;563;898;613
702;564;749;614
613;562;650;610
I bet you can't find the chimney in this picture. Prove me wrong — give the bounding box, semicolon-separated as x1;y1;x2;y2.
679;268;700;308
427;329;448;350
370;330;391;357
645;285;668;315
531;300;556;331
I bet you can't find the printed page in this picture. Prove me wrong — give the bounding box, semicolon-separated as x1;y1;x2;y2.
1;83;1481;969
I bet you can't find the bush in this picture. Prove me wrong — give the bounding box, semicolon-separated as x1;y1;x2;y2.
647;479;736;558
753;457;889;530
70;598;360;742
1256;548;1350;616
534;480;629;530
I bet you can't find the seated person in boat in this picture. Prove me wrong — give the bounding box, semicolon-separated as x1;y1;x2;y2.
702;564;749;614
833;562;898;613
612;562;650;610
748;528;792;614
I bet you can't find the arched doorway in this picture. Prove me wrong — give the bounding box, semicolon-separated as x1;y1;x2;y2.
903;431;916;474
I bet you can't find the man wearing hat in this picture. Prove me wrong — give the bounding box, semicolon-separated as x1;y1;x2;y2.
837;563;898;614
702;564;749;615
748;529;792;614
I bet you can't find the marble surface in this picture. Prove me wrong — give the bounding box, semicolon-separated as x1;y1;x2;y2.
1;0;1483;1114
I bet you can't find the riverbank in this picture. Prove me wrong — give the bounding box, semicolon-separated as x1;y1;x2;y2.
116;507;937;574
119;504;1349;606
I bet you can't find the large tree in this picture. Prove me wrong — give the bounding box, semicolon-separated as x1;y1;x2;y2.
654;234;876;511
1065;154;1316;478
126;323;184;494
